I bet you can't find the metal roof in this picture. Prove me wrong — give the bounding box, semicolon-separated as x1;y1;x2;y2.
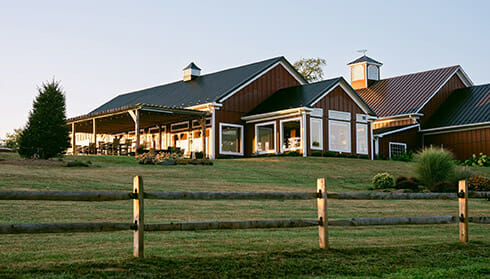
245;77;376;116
347;55;383;65
90;56;306;114
356;65;460;117
422;83;490;129
183;62;201;70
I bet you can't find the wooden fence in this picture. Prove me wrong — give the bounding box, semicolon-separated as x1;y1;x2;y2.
0;177;489;257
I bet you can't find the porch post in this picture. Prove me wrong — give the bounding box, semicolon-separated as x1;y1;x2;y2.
71;122;77;155
158;125;162;150
92;118;97;145
135;110;140;154
201;115;207;158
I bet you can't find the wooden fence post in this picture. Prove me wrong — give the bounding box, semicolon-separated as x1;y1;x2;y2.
133;176;144;257
317;178;328;250
458;179;468;243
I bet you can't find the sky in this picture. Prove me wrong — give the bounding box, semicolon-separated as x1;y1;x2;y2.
1;0;489;138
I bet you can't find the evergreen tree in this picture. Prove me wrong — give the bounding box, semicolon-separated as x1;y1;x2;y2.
18;81;70;159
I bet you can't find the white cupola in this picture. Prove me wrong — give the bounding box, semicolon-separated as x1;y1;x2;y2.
347;55;383;89
183;62;201;81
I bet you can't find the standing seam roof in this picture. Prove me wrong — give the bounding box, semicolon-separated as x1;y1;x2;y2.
422;84;490;129
356;65;460;117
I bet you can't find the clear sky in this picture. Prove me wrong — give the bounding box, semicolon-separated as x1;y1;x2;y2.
1;0;489;138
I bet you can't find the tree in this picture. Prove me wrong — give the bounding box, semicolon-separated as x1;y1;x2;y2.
18;80;70;159
293;58;327;82
2;128;23;151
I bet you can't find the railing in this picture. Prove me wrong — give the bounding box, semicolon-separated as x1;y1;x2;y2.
0;177;488;257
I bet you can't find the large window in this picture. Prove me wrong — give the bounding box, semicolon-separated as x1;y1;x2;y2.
356;123;368;154
310;118;323;150
219;123;243;155
329;120;351;153
389;142;406;158
255;122;276;154
280;118;301;152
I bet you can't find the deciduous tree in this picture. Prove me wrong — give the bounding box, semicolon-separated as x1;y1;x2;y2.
293;58;327;82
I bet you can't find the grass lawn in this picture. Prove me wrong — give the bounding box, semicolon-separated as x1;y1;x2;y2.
0;153;489;278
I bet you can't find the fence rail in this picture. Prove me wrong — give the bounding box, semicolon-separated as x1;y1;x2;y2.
0;177;488;257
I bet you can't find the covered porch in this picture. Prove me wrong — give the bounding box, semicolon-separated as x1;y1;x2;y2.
67;104;211;158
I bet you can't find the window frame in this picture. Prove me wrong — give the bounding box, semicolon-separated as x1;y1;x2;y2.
310;117;323;150
171;121;190;132
328;119;351;153
389;142;407;158
280;117;303;153
356;123;368;155
219;122;244;156
254;121;277;155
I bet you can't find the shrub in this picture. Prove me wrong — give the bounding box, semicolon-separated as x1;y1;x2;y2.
395;175;408;185
323;151;336;157
18;81;70;159
395;179;419;191
136;151;183;165
431;181;456;193
467;176;490;191
372;173;395;189
454;167;474;183
391;151;414;162
286;151;300;156
463;153;489;167
415;148;455;188
359;154;369;160
194;152;204;159
311;151;322;157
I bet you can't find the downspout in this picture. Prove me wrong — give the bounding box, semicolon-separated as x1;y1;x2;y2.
301;110;307;157
210;104;216;159
369;121;374;160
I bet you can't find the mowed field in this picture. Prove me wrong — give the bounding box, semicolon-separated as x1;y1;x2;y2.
0;153;489;278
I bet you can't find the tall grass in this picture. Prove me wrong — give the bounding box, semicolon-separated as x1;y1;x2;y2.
415;148;455;188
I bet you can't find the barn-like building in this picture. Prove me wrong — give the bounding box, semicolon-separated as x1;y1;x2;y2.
67;55;489;161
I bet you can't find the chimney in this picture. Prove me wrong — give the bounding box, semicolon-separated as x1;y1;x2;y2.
347;55;382;89
183;62;201;81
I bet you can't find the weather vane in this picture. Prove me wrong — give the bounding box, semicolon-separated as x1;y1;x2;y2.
357;49;368;56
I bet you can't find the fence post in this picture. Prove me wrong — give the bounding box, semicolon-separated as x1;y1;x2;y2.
458;179;468;243
133;176;144;257
317;178;328;250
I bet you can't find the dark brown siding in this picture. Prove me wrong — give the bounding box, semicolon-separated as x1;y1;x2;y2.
378;127;419;159
424;127;490;161
419;74;466;125
313;85;370;157
215;64;301;156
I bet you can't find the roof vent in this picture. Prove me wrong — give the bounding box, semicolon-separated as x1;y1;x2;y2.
183;62;201;81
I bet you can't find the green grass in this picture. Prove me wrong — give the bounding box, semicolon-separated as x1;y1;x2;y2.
0;153;489;278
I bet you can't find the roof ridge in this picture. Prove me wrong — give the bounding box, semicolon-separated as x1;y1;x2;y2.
112;56;285;98
379;65;460;81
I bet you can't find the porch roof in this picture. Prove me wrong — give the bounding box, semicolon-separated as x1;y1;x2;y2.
67;104;208;134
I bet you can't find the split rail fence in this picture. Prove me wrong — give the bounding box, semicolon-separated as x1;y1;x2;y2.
0;176;489;257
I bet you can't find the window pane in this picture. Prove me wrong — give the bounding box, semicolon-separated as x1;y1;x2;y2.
356;124;368;154
221;126;241;153
282;120;301;150
311;118;322;149
329;121;350;152
257;124;274;152
390;143;406;158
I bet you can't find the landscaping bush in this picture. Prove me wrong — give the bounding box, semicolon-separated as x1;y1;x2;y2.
391;151;413;162
194;152;204;159
372;172;395;189
414;148;455;188
462;153;489;167
311;151;322;157
467;176;490;191
454;167;474;183
431;181;456;193
136;150;183;165
395;175;408;185
285;151;300;156
323;151;336;157
395;179;419;191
